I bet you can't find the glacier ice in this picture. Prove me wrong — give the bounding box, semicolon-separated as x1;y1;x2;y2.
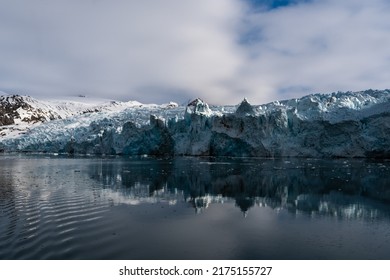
0;89;389;158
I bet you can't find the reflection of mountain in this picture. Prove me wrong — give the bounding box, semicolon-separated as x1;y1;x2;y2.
87;157;390;219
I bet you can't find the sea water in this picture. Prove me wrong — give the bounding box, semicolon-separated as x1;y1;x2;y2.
0;155;390;259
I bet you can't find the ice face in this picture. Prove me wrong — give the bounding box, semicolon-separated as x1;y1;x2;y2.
1;89;389;158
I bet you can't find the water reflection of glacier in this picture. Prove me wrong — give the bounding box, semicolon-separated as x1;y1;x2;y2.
88;157;390;219
1;155;390;260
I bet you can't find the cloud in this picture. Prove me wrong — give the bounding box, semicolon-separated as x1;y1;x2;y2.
239;0;390;102
0;0;245;104
0;0;389;105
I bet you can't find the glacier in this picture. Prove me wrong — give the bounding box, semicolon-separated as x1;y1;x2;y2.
0;89;389;158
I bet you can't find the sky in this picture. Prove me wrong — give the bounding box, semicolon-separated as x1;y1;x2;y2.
0;0;389;105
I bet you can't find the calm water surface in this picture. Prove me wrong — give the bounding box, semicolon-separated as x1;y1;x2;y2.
0;155;390;259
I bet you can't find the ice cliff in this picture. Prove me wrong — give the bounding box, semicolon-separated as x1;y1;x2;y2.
0;89;389;158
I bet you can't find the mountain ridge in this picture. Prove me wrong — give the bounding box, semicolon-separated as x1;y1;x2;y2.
1;89;389;158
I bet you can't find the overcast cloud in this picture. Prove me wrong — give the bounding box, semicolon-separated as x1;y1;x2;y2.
0;0;389;104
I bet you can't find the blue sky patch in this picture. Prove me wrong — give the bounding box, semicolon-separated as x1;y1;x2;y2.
244;0;310;10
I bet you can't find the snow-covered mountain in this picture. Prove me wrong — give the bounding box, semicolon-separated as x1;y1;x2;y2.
0;94;177;139
0;89;389;158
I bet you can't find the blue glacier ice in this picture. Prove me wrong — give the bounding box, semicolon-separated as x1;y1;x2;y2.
0;89;389;158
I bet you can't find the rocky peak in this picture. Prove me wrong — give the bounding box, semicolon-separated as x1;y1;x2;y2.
0;94;58;126
236;98;255;116
1;95;31;126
